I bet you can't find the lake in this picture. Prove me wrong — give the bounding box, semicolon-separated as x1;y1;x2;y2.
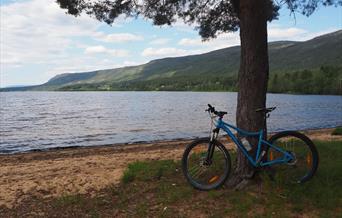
0;91;341;154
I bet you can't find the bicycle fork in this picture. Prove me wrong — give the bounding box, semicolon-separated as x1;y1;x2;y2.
205;128;220;164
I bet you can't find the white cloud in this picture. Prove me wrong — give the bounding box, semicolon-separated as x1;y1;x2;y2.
149;38;170;45
282;28;339;41
84;46;109;54
177;27;337;52
0;0;133;86
141;47;191;58
178;32;240;50
178;38;202;46
268;27;307;39
267;27;341;41
122;60;146;66
152;18;195;33
0;0;101;68
84;45;130;57
96;32;144;43
171;20;196;32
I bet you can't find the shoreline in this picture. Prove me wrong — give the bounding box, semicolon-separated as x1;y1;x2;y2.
0;128;341;209
1;126;341;155
1;90;342;97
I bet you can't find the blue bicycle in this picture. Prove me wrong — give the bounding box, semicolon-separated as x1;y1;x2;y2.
182;104;319;190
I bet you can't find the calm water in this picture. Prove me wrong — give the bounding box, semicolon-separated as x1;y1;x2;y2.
0;92;341;154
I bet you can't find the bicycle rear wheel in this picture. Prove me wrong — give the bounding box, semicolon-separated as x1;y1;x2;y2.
182;138;231;190
267;131;319;184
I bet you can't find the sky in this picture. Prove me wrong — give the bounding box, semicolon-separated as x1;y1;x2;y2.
0;0;341;87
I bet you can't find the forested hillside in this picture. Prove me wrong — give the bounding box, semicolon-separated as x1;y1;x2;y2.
2;30;341;95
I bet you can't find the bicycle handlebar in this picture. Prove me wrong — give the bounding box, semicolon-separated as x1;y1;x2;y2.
206;104;215;113
206;104;227;117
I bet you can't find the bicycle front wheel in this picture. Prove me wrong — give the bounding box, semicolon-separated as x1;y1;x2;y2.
182;138;231;190
267;131;319;184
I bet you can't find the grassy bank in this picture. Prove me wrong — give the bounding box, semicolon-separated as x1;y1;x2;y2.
2;139;341;217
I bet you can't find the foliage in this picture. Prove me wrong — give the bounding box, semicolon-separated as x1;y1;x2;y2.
57;65;342;95
56;0;341;40
268;65;342;95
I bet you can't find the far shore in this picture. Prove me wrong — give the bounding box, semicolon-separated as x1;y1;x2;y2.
0;128;341;209
1;90;342;97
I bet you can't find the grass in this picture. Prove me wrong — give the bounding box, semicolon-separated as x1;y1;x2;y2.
1;140;342;217
332;126;342;135
122;160;177;184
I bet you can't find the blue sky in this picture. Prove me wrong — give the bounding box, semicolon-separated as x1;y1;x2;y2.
0;0;341;87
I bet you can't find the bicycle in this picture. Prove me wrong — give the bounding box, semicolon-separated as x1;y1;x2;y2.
182;104;319;190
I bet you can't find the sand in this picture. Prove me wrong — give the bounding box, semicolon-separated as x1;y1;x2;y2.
0;128;340;208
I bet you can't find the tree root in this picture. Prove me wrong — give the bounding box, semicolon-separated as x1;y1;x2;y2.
226;149;258;190
233;178;253;191
226;170;255;189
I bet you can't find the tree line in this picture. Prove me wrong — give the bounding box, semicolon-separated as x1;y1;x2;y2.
59;65;341;95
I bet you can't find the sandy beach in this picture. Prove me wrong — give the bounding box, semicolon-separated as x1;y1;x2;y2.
1;128;341;209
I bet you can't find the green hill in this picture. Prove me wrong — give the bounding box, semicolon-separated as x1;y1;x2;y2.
2;30;342;94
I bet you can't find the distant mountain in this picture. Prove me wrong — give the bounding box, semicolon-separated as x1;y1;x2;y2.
2;30;342;94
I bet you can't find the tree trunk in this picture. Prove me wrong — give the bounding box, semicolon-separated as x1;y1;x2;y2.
229;0;269;188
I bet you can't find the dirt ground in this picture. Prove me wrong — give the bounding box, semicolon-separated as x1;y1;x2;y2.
0;128;340;208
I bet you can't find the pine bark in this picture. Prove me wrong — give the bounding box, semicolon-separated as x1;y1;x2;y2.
229;0;270;188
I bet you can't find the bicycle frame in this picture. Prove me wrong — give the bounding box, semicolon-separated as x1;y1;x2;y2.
213;117;293;167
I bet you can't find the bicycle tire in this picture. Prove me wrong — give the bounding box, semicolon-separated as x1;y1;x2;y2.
267;131;319;183
182;137;231;190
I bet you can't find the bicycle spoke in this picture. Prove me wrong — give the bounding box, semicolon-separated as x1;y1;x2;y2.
268;132;317;184
189;165;201;176
192;168;207;179
184;140;230;190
